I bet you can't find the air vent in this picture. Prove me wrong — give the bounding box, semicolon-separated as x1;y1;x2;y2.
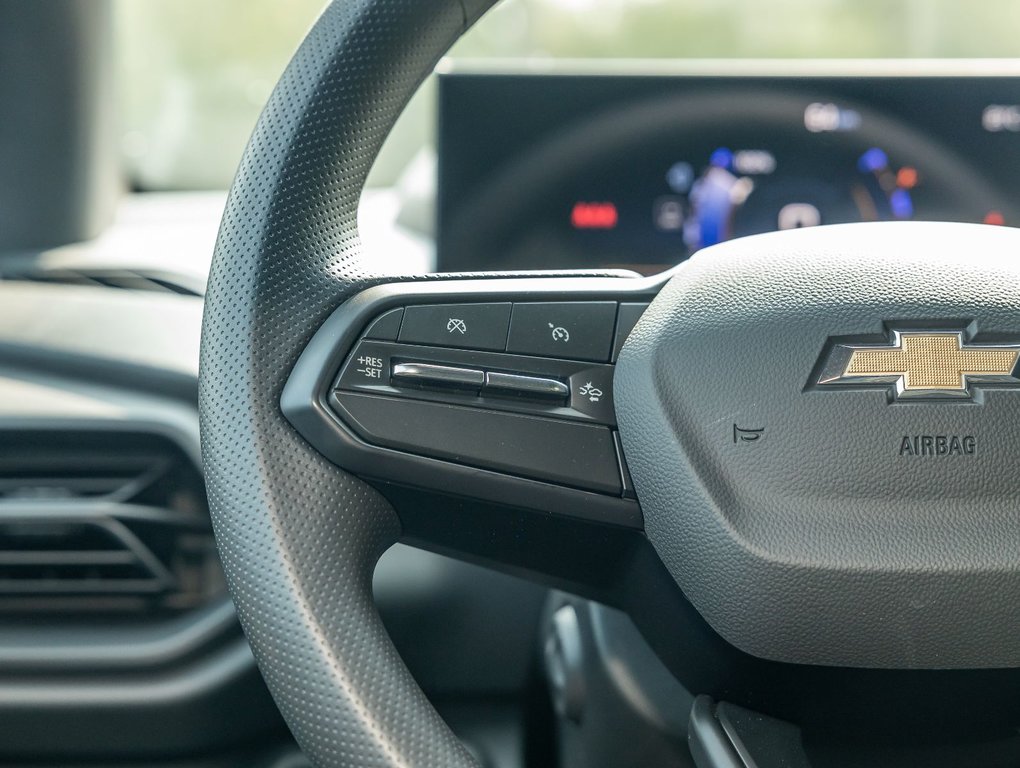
0;430;222;614
3;267;204;297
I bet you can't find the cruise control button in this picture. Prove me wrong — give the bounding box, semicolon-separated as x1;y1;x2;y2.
484;372;569;401
399;303;511;351
392;362;484;391
507;302;617;362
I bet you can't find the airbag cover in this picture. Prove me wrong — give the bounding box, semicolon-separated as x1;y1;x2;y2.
615;222;1020;669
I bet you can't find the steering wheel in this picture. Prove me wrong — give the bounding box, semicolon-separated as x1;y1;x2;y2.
199;2;1020;766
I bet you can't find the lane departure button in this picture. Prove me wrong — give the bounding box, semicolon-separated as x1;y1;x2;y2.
507;302;617;362
399;303;511;351
568;366;616;424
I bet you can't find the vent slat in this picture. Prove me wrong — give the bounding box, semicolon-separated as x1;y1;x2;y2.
0;550;138;566
0;580;168;595
0;476;138;500
5;268;204;297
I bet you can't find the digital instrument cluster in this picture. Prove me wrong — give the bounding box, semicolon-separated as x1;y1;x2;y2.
437;68;1020;274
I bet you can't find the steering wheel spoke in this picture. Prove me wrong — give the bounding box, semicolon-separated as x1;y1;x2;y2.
282;273;665;588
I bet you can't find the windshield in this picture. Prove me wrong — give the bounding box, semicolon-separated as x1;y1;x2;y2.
115;0;1020;191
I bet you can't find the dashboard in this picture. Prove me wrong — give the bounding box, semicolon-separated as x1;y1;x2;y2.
437;64;1020;275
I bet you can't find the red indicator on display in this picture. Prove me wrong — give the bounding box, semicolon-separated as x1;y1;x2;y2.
571;202;618;230
984;210;1006;226
896;167;918;189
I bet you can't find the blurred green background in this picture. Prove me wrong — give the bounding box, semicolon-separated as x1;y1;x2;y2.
114;0;1020;190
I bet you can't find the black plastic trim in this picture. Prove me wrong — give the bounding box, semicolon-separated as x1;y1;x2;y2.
0;599;238;672
0;638;285;758
689;697;746;768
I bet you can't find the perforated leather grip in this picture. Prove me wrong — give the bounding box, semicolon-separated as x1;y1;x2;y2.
199;2;498;766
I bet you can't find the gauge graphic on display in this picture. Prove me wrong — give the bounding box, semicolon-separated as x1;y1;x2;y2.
676;144;925;252
439;88;1011;274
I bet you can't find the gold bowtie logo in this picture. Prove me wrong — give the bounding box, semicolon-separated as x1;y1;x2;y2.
816;330;1020;401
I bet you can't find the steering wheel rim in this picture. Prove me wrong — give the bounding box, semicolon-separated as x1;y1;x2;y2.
200;2;495;766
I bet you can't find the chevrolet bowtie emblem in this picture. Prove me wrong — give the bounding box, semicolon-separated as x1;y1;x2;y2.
815;329;1020;401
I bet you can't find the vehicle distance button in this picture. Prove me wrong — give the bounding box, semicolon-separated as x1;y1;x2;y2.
507;302;617;362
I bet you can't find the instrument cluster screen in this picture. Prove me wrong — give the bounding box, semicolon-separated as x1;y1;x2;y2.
437;69;1020;274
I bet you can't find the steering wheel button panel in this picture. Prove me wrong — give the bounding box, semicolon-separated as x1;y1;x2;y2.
283;280;652;525
507;302;617;361
398;302;511;351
